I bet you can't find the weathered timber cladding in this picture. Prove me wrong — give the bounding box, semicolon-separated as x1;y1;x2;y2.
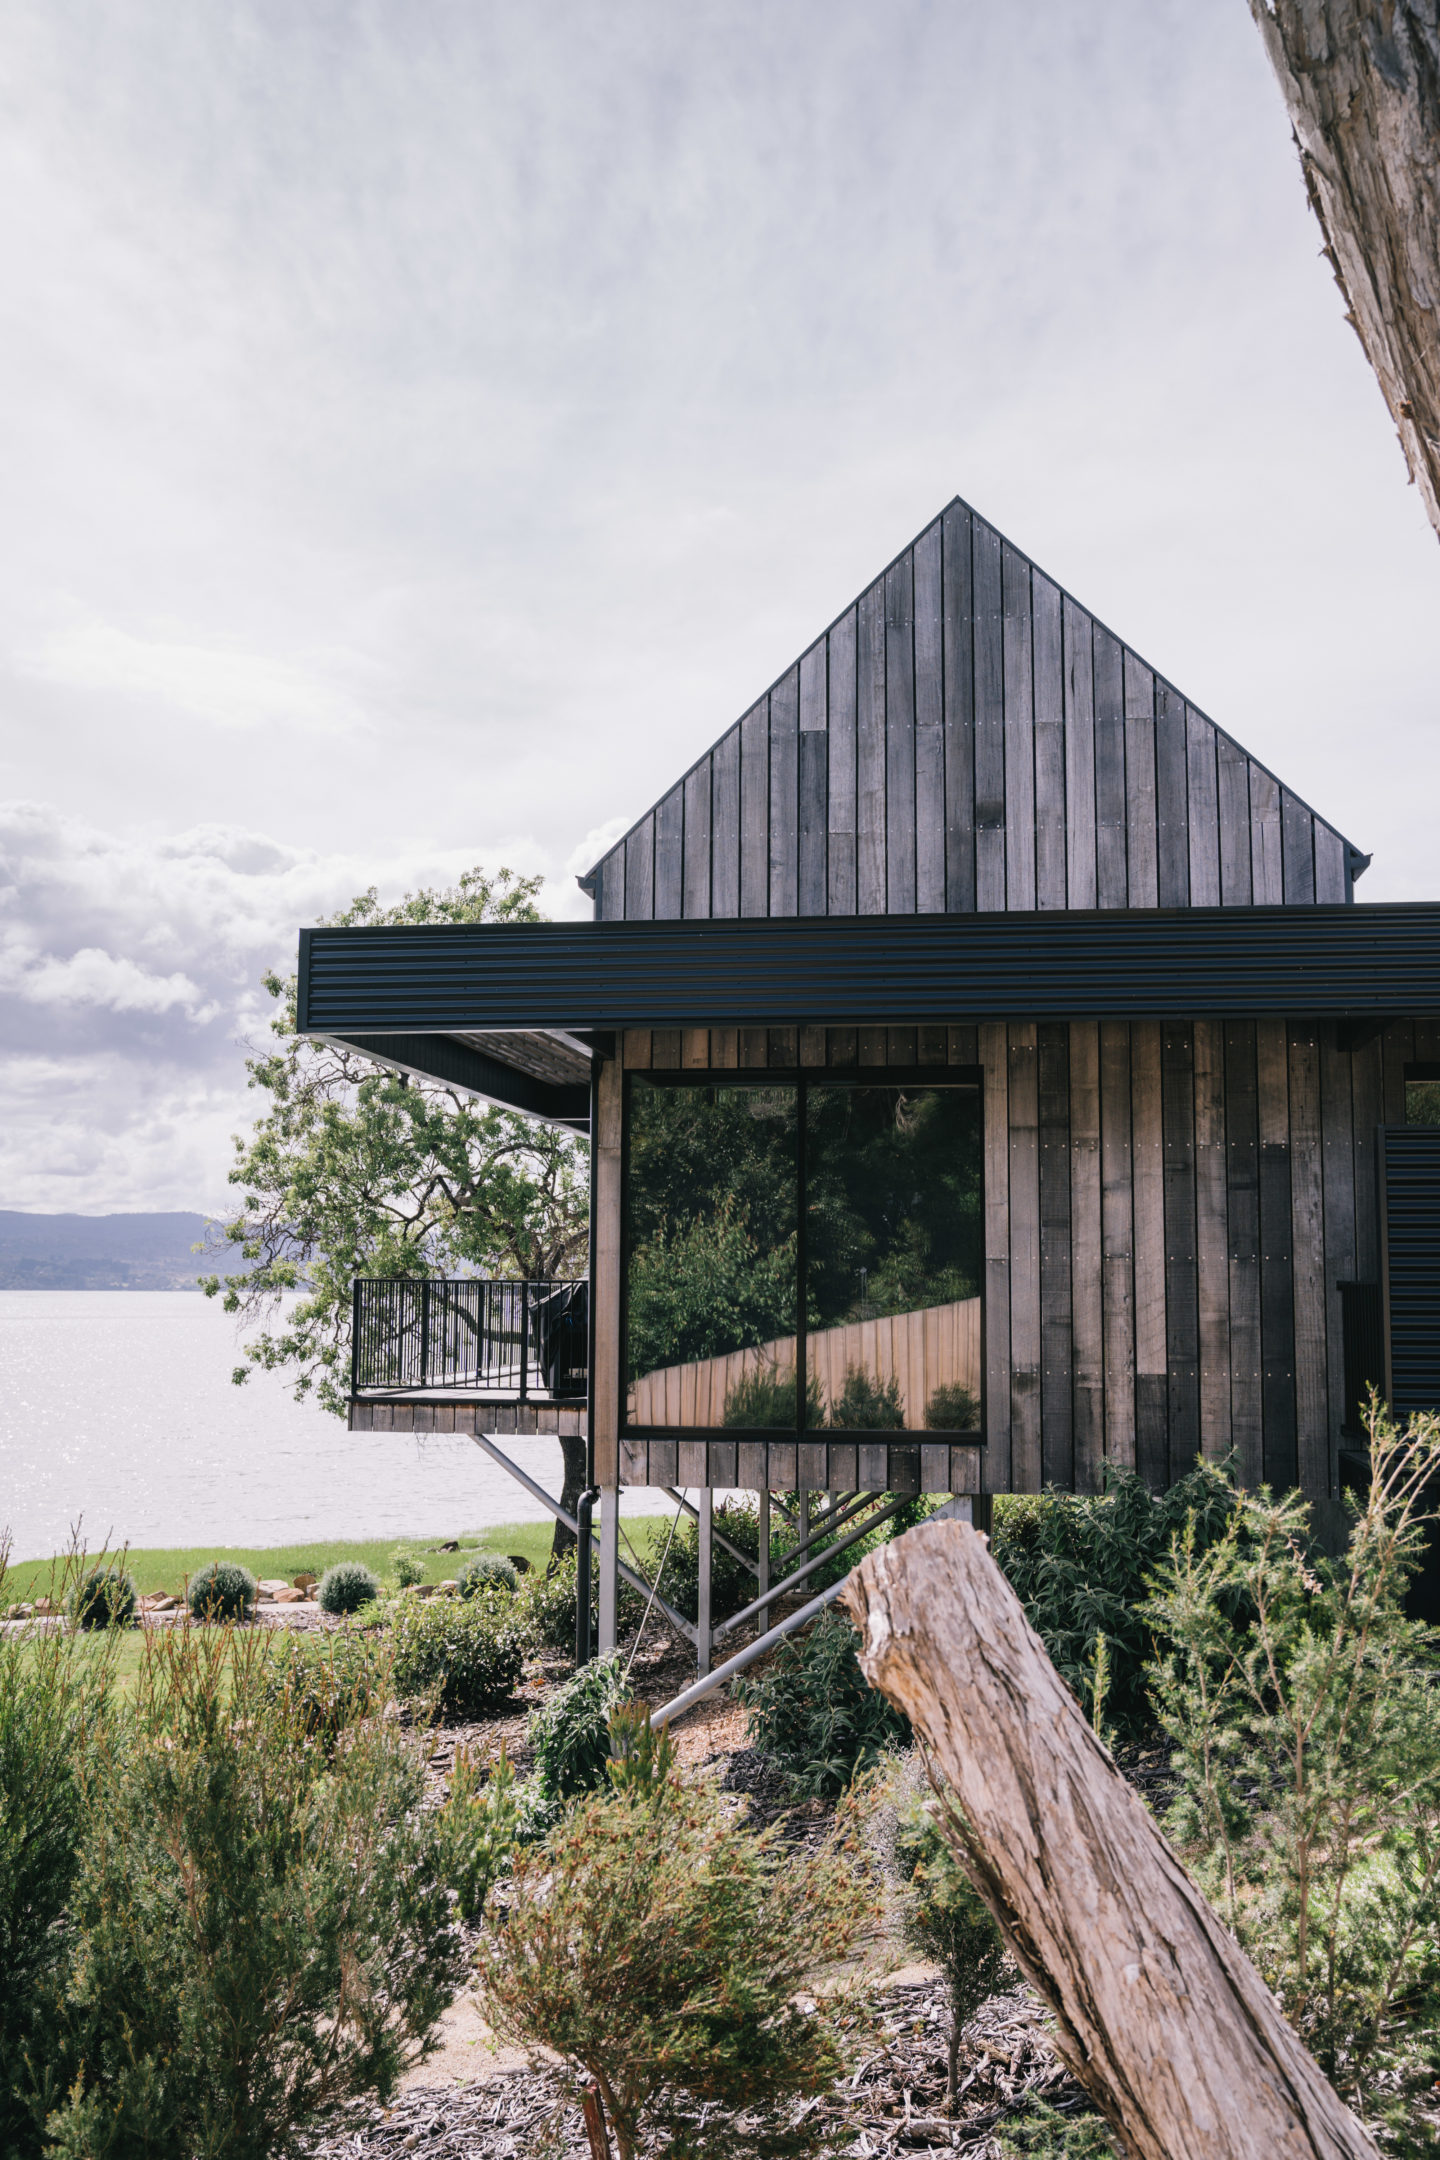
612;1018;1416;1501
591;499;1357;924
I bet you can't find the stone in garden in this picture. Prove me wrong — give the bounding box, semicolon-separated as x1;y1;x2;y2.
438;1579;459;1593
507;1554;532;1574
257;1578;293;1595
293;1574;317;1592
33;1596;54;1615
270;1585;305;1603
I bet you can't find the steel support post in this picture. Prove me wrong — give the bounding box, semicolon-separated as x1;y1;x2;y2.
696;1488;713;1677
598;1484;620;1655
757;1486;771;1635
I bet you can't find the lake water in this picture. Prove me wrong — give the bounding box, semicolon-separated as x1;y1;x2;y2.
0;1291;620;1561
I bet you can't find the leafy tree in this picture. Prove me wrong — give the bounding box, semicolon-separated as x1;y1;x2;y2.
202;867;590;1551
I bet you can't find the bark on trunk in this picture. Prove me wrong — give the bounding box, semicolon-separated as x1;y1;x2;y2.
842;1519;1380;2160
1248;1;1440;540
551;1431;588;1562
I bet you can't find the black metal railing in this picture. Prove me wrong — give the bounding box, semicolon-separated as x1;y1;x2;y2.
351;1278;588;1401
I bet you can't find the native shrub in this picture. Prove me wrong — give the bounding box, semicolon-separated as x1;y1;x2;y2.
318;1559;381;1615
186;1559;257;1622
38;1624;464;2160
522;1552;647;1653
528;1654;627;1810
1146;1401;1440;2143
389;1586;529;1718
660;1497;781;1626
434;1746;522;1923
67;1565;138;1631
887;1761;1009;2110
924;1381;979;1431
390;1548;425;1589
259;1629;389;1752
736;1609;909;1798
991;1460;1241;1735
458;1552;519;1598
476;1775;876;2160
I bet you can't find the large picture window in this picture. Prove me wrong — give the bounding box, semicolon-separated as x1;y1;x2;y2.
624;1074;982;1437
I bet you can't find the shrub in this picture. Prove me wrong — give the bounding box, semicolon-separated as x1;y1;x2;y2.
458;1552;519;1598
736;1609;909;1797
887;1760;1009;2108
390;1548;425;1589
186;1559;256;1622
924;1381;979;1431
827;1364;905;1430
476;1776;875;2160
434;1746;521;1923
259;1630;389;1752
389;1588;529;1719
1146;1401;1440;2139
67;1565;137;1631
722;1360;825;1430
528;1655;627;1811
523;1551;647;1653
990;1459;1241;1735
40;1624;465;2160
659;1497;779;1626
318;1560;381;1616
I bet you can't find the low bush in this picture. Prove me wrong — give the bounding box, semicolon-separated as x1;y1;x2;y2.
523;1552;647;1653
924;1381;979;1431
318;1559;381;1615
888;1761;1009;2108
67;1565;137;1631
388;1587;529;1719
434;1746;521;1923
38;1625;465;2160
259;1630;389;1752
458;1552;519;1597
659;1498;778;1626
527;1655;627;1811
186;1559;256;1622
736;1609;909;1798
476;1772;876;2160
390;1548;425;1589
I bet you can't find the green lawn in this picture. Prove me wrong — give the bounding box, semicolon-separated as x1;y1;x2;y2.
5;1512;670;1606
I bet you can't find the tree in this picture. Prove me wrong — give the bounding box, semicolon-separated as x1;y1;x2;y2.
1248;1;1440;542
201;867;591;1555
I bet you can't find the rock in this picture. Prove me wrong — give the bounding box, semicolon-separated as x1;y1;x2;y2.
32;1597;54;1615
438;1579;459;1593
270;1585;305;1603
140;1593;179;1612
257;1578;293;1595
292;1574;317;1592
507;1554;532;1575
7;1602;34;1619
436;1539;460;1552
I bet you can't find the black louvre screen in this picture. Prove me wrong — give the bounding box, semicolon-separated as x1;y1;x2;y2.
1338;1282;1385;1440
1383;1127;1440;1417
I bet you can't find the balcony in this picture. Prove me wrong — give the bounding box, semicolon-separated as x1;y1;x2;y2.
348;1277;588;1439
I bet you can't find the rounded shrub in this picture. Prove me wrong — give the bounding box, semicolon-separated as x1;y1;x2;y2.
390;1549;425;1589
187;1561;256;1622
68;1565;138;1630
318;1560;381;1616
389;1589;530;1719
458;1552;519;1598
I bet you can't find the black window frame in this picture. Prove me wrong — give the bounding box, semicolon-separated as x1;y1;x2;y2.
619;1065;985;1443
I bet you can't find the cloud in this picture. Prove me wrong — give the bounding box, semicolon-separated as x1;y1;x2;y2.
18;619;369;735
0;939;213;1017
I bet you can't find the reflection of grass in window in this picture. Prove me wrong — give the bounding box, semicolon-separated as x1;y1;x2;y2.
626;1198;796;1380
1405;1080;1440;1124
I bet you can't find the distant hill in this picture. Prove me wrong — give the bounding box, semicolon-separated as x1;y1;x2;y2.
0;1211;220;1290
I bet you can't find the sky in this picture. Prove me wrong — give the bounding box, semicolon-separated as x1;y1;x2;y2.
1;0;1437;1217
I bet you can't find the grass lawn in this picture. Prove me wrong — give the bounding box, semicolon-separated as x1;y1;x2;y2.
5;1511;672;1605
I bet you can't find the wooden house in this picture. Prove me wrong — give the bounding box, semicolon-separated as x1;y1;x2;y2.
298;495;1440;1666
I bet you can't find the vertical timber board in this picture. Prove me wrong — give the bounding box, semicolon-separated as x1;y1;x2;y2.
1002;543;1037;912
1033;573;1066;909
828;606;858;915
1100;1021;1136;1471
683;760;712;918
1256;1019;1297;1489
973;522;1006;912
1186;707;1221;908
1193;1018;1233;1461
798;640;828;916
1131;1018;1169;1487
593;1059;624;1487
1123;654;1159;909
1009;1024;1041;1491
625;812;655;920
1063;598;1098;909
769;666;800;918
981;1022;1013;1491
885;552;918;913
1155;684;1191;909
1281;789;1317;904
740;700;770;919
857;580;887;914
1069;1021;1105;1492
1217;740;1254;907
1038;1022;1074;1488
1314;823;1349;904
1249;767;1284;907
1381;1020;1414;1128
914;519;946;913
1319;1029;1357;1458
1093;628;1127;908
1162;1021;1201;1484
711;726;741;919
654;785;684;920
941;501;976;912
1226;1021;1263;1487
1289;1023;1330;1499
595;849;624;922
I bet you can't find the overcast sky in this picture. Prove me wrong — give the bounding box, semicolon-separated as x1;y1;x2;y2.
2;0;1436;1217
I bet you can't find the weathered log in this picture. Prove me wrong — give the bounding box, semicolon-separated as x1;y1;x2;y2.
842;1519;1379;2160
1247;1;1440;542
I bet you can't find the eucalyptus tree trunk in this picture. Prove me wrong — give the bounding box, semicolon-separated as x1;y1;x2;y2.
1247;1;1440;539
842;1519;1380;2160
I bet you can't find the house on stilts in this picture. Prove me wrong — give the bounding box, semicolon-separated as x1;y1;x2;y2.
296;495;1440;1690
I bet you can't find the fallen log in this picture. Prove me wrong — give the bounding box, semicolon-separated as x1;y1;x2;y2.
842;1518;1380;2160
